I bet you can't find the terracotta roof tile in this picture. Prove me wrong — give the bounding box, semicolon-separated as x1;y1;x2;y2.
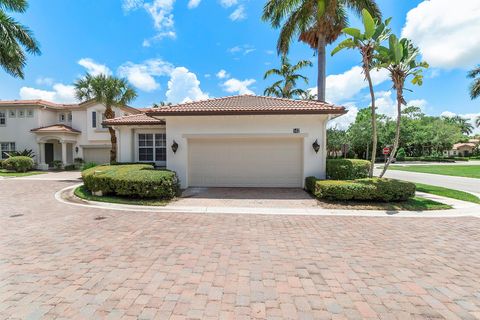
145;95;346;116
103;113;165;126
0;99;78;109
30;124;81;134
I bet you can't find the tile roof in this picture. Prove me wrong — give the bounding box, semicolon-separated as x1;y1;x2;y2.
0;99;142;113
30;124;81;134
103;113;165;126
145;95;347;116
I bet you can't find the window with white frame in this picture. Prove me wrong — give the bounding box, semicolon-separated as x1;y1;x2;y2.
27;109;34;117
18;110;25;117
138;133;166;162
9;110;16;118
59;113;66;122
1;142;15;159
67;112;72;122
0;111;5;126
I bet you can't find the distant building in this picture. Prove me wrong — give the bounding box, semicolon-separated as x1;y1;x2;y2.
443;139;479;157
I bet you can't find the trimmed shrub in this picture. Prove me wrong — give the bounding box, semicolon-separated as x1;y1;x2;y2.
2;156;34;173
52;160;63;170
0;159;4;169
64;164;76;171
305;176;317;194
81;162;98;171
326;159;370;180
82;164;180;199
396;148;406;161
306;177;415;202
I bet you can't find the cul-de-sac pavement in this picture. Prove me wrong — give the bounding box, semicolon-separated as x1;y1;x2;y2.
1;174;480;320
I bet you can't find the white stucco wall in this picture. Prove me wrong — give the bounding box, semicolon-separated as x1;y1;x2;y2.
162;114;329;188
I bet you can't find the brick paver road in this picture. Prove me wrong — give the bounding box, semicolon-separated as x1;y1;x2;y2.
1;179;480;319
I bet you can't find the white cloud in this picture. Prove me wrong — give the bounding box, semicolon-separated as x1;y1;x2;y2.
441;111;480;134
309;66;389;104
222;78;255;95
188;0;201;8
35;77;54;86
220;0;237;8
78;58;112;76
228;44;255;55
122;0;144;11
328;103;359;130
375;91;428;118
401;0;480;69
166;67;209;103
118;59;174;92
19;83;77;104
216;69;230;79
229;5;246;21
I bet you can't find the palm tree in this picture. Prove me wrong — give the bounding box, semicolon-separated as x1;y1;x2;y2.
443;115;474;135
377;35;428;177
0;0;40;78
476;116;480;128
331;9;391;177
262;0;381;102
153;101;172;108
467;65;480;100
264;55;313;99
74;74;137;163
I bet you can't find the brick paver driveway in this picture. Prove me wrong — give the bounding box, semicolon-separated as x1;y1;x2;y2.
1;179;480;319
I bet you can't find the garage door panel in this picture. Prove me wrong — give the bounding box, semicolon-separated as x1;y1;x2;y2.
188;138;303;187
83;148;110;164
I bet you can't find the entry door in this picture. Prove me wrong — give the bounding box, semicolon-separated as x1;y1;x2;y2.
188;137;303;188
45;143;54;167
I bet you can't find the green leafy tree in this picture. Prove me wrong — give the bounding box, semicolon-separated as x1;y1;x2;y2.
442;115;474;135
467;65;480;100
0;0;40;78
331;9;391;177
327;127;348;157
74;74;137;162
377;35;428;177
264;55;313;98
262;0;381;102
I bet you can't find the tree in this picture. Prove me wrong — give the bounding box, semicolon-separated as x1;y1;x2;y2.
0;0;40;78
262;0;381;102
376;35;428;177
153;101;172;108
263;55;312;99
74;74;137;162
331;9;391;177
476;116;480;128
467;65;480;100
442;115;474;135
327;127;348;157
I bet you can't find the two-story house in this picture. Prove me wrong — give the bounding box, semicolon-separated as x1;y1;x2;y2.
0;99;140;169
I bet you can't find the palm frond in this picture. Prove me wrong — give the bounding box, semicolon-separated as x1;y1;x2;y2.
0;0;27;13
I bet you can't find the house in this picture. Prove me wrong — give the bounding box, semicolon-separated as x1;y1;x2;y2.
0;99;140;169
105;95;345;188
443;139;479;157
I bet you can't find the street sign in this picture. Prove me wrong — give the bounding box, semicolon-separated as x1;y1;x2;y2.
382;147;390;155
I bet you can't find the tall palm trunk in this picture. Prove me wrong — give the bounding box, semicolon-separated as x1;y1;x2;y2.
364;65;377;177
317;36;326;102
104;105;117;163
379;85;402;178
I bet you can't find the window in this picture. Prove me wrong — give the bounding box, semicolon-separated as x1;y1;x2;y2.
59;113;66;122
101;113;107;128
18;110;25;118
0;111;5;126
138;133;166;162
9;110;16;118
67;112;72;122
27;109;34;117
92;111;97;128
0;142;15;159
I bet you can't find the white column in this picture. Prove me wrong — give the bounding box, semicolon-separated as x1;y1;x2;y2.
37;142;48;170
61;141;68;166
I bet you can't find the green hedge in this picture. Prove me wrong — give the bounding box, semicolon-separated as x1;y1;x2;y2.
326;159;370;180
306;177;415;202
82;164;180;199
2;156;34;172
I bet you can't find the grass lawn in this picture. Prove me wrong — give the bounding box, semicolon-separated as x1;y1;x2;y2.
317;197;451;211
389;165;480;179
415;183;480;205
74;185;169;206
0;169;46;177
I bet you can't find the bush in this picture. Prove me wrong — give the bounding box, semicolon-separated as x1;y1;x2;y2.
326;159;370;180
396;148;406;161
64;164;76;171
82;162;98;171
305;176;317;194
0;159;4;169
2;156;34;173
82;164;180;199
306;177;415;202
52;160;63;170
6;149;35;158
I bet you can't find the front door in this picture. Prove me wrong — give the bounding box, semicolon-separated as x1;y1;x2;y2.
45;143;54;167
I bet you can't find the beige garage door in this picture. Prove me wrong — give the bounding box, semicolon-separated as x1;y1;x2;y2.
83;148;110;164
188;137;303;187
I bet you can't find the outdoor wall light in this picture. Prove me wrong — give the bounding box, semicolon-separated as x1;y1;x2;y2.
171;140;179;153
75;146;79;153
312;139;320;153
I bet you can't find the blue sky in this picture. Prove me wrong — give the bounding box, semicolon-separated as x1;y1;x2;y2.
1;0;479;131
